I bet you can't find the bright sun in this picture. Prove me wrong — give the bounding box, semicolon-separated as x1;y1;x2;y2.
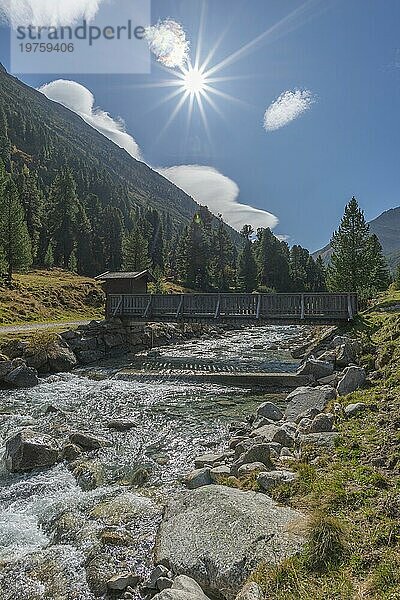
183;66;206;95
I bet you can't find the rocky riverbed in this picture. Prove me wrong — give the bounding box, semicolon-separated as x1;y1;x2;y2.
0;324;365;599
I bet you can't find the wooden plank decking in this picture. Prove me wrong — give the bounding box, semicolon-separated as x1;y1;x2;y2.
106;292;358;323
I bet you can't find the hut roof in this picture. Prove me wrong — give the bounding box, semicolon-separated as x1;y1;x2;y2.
95;270;155;282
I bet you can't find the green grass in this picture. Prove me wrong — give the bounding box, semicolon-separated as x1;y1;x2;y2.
249;292;400;599
0;269;104;326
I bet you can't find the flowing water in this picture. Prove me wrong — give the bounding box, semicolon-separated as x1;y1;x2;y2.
0;325;307;600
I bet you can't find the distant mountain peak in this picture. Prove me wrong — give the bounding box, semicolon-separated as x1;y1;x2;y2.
0;63;7;74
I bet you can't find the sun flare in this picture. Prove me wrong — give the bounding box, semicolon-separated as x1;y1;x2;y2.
182;66;206;95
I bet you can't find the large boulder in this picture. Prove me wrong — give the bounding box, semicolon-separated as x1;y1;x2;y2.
3;360;39;388
257;470;297;492
256;402;283;422
336;366;366;396
47;342;77;372
154;576;211;600
297;358;334;380
4;429;60;472
285;386;336;422
155;485;305;599
69;432;109;450
332;337;362;367
232;444;273;474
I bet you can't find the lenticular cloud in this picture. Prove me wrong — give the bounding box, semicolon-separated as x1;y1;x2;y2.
145;19;190;69
264;89;315;132
0;0;103;27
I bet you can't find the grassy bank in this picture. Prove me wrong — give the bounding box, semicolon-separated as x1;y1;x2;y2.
0;269;104;326
249;289;400;599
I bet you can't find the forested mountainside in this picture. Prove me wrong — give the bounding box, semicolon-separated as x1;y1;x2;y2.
0;65;198;225
0;65;243;280
314;207;400;270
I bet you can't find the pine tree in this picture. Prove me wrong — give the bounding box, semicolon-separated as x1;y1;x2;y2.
237;225;257;292
308;255;327;291
0;108;11;167
328;197;388;296
0;168;32;285
123;226;151;271
394;264;400;291
48;168;80;268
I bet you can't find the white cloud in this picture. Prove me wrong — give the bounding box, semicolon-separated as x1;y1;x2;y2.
145;19;190;69
158;165;278;232
39;80;141;160
38;81;278;232
264;89;315;132
0;0;104;27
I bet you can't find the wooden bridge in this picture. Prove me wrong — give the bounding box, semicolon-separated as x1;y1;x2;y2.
106;292;358;323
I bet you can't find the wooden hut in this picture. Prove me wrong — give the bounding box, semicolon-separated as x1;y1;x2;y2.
95;270;155;295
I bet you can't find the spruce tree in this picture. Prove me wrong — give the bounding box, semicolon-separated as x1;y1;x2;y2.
179;213;212;290
48;168;80;268
123;226;151;271
328;197;388;296
394;264;400;291
255;228;291;292
211;216;235;291
237;225;257;292
0;171;32;285
102;206;124;271
366;234;391;293
17;165;43;261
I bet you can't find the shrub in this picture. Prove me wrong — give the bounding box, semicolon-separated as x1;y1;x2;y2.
304;511;347;571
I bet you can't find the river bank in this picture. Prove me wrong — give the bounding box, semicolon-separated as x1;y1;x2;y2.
0;324;309;599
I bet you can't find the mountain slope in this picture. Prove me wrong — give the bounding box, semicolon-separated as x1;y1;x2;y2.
314;207;400;269
0;66;221;231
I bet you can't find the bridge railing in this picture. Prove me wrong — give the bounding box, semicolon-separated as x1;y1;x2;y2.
106;292;358;321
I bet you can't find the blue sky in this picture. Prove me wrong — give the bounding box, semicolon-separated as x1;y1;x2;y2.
1;0;399;251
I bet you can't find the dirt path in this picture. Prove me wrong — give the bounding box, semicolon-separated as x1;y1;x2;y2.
0;320;91;335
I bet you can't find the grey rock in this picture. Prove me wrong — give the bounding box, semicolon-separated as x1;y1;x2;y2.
318;349;338;364
333;337;361;367
155;486;305;599
72;460;104;490
257;470;298;492
0;360;13;378
3;364;39;388
150;565;170;588
297;417;313;433
61;443;82;462
210;465;231;482
273;424;296;448
318;374;339;386
154;575;211;600
336;367;366;396
256;401;283;422
107;419;137;431
285;386;336;422
69;432;108;450
307;413;334;433
4;429;60;472
184;468;212;489
108;573;141;591
194;453;228;469
299;432;339;449
344;402;367;417
294;407;321;424
157;577;174;591
237;462;267;476
297;358;334;380
47;343;77;372
250;424;280;442
233;444;273;475
280;447;294;458
235;582;264;600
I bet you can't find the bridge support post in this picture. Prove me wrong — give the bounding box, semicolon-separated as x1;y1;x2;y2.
347;293;353;320
301;294;305;320
214;294;221;319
